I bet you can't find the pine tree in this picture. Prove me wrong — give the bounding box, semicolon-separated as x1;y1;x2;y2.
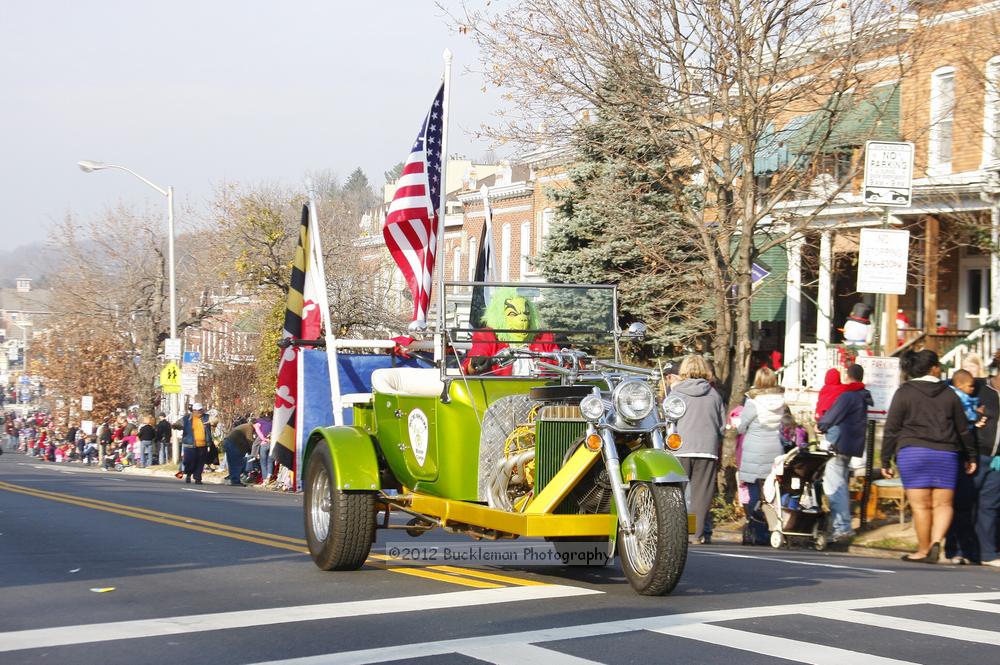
535;81;710;349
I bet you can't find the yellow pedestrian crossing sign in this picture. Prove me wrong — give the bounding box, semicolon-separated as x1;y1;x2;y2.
160;361;181;394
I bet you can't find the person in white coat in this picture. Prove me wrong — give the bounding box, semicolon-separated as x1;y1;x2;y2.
738;367;787;544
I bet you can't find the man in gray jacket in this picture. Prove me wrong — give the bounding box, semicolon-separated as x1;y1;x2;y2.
670;355;727;544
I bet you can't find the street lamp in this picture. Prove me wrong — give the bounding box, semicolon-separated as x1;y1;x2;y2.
78;160;179;428
77;160;177;341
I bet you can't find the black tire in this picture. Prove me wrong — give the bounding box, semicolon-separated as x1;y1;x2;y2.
546;536;612;567
304;442;375;570
618;483;688;596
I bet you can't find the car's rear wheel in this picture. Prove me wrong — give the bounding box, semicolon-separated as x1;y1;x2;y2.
304;443;375;570
619;482;687;595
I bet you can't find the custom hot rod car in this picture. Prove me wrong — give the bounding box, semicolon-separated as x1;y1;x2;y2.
302;282;694;595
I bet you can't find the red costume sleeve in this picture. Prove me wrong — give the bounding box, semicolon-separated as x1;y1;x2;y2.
463;329;506;374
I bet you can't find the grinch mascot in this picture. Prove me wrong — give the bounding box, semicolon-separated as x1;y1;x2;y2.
463;288;558;376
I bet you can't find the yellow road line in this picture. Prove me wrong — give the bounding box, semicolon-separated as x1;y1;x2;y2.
387;568;504;588
0;481;306;545
0;481;307;553
371;551;548;588
428;566;547;586
0;481;547;590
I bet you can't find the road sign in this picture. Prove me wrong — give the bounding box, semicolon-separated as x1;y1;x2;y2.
81;395;93;411
857;356;901;420
164;338;182;361
183;351;201;364
863;141;914;207
181;368;199;397
857;228;910;295
160;361;181;394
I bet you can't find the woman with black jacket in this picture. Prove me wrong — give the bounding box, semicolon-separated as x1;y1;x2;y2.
881;350;977;563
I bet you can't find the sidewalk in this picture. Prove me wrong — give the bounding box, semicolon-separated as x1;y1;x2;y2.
131;463;286;490
712;518;919;559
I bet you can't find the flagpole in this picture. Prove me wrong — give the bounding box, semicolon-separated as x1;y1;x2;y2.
305;183;344;427
435;48;453;365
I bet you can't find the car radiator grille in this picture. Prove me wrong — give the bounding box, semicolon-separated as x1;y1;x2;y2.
535;406;587;514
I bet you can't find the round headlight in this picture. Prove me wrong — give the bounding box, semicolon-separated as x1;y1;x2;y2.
579;394;605;421
663;395;687;420
612;380;655;422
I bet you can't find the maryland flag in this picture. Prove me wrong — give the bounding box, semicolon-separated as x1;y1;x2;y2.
272;205;322;472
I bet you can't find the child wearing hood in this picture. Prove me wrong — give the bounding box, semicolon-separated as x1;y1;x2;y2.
737;366;787;544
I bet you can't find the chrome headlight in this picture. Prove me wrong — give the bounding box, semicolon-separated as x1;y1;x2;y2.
663;395;687;421
579;394;605;422
612;380;655;422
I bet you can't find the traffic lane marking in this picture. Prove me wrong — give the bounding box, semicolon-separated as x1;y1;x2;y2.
242;591;1000;665
653;623;917;665
0;481;546;590
689;549;896;574
0;584;601;653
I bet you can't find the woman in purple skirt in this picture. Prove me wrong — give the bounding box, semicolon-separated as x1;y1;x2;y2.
881;349;978;563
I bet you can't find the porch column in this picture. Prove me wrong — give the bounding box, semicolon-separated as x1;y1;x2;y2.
992;202;1000;323
783;235;804;389
817;230;833;348
924;215;939;333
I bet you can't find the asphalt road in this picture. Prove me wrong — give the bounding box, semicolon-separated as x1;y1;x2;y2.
2;452;1000;665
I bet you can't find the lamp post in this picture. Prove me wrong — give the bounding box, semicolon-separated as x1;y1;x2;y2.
78;161;179;436
78;161;176;341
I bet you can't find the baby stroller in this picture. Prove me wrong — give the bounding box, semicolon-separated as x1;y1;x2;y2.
761;447;832;550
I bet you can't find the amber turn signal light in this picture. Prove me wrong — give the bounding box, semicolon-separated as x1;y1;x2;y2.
585;433;603;451
666;433;683;450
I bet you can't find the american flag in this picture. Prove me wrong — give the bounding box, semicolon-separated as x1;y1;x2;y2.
383;83;445;327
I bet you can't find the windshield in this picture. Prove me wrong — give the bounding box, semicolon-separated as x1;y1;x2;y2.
443;281;617;352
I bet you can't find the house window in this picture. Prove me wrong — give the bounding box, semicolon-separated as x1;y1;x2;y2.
501;224;512;282
754;173;773;204
467;237;477;280
519;222;531;277
541;208;554;250
984;57;1000;164
452;246;461;281
929;67;955;174
817;151;853;185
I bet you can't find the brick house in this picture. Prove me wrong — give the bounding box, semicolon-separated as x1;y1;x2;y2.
775;0;1000;387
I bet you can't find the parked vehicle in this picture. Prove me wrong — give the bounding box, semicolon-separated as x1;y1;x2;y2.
302;283;694;595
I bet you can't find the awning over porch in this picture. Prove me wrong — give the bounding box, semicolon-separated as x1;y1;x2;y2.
752;85;900;174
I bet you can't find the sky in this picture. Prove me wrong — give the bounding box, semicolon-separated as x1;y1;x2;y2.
0;1;501;249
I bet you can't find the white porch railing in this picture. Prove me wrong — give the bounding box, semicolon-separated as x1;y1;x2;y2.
938;318;1000;373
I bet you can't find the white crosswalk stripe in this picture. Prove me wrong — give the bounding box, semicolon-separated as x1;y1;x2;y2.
652;623;919;665
247;591;1000;665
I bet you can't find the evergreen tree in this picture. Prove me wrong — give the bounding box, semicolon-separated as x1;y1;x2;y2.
535;82;710;349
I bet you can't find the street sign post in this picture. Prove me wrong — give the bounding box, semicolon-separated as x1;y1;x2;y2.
181;368;199;398
164;338;182;361
863;141;914;207
856;356;901;420
857;228;910;295
160;361;182;394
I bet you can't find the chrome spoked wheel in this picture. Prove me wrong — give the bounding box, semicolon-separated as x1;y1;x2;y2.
618;482;688;596
309;465;332;543
623;483;658;576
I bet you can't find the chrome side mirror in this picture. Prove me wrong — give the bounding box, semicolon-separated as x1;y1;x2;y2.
623;322;647;340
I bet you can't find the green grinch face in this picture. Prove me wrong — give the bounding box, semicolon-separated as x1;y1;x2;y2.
504;296;531;342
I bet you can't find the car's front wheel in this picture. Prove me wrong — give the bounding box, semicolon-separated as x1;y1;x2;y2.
304;443;375;570
618;482;688;595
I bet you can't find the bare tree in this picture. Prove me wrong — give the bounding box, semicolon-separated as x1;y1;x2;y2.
47;206;230;410
456;0;929;404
